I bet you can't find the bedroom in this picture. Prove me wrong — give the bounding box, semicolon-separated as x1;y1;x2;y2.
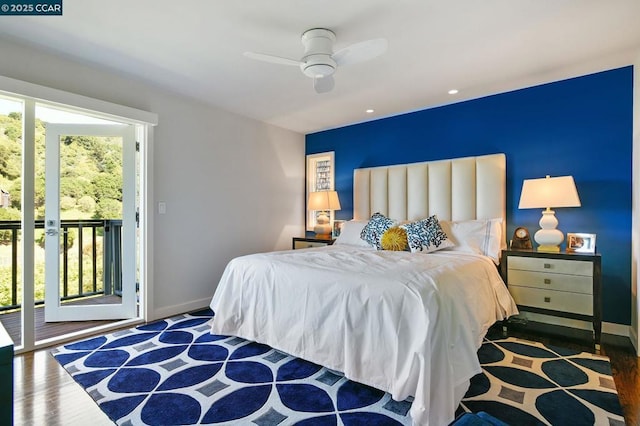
0;1;639;425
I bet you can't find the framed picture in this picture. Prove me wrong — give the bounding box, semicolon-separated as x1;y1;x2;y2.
332;220;345;238
566;233;596;253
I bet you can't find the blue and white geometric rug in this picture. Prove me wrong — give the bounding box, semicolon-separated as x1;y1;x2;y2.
52;310;625;425
460;336;625;425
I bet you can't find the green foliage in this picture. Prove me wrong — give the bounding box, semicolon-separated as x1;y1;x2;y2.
92;172;122;201
0;112;125;308
78;195;96;213
0;114;124;216
61;176;93;199
0;208;20;245
0;235;106;307
60;196;76;210
0;113;22;181
95;198;121;219
36;227;75;250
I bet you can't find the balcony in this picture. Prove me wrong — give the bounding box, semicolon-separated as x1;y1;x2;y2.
0;219;125;345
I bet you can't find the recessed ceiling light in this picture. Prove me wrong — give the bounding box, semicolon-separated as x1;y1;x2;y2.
366;109;375;114
448;89;459;95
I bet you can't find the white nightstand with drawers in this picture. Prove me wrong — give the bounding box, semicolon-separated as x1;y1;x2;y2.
501;249;602;345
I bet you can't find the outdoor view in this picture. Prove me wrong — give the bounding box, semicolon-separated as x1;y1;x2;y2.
0;104;124;320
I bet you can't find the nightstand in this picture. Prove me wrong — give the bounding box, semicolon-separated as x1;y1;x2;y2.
501;249;602;345
292;236;335;250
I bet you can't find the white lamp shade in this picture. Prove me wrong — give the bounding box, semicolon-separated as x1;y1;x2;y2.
308;191;341;211
518;175;581;209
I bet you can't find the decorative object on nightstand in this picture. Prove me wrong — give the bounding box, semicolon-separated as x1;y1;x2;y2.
308;190;341;237
567;232;597;253
511;226;532;249
518;175;581;252
332;220;345;238
501;249;602;346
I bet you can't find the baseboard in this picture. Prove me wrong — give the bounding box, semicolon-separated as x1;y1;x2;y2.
150;297;212;322
513;312;631;337
630;326;639;356
602;321;631;337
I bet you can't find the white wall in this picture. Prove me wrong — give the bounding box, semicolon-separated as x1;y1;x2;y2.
0;37;306;320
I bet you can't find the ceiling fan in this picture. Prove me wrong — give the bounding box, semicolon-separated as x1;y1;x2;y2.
244;28;388;94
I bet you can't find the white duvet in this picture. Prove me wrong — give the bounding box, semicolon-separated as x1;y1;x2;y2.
209;245;518;425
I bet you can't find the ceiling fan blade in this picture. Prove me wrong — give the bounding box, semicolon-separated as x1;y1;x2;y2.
243;51;301;66
313;75;335;94
332;38;388;66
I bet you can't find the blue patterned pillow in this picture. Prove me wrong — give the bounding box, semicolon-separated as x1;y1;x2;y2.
400;215;454;253
360;212;395;250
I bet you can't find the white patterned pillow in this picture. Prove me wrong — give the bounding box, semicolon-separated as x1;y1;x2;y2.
400;215;454;253
360;212;395;250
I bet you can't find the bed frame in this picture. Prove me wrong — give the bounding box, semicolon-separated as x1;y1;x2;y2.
353;153;506;239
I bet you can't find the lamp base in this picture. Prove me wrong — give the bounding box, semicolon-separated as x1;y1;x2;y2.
537;244;561;253
534;209;564;253
313;221;331;237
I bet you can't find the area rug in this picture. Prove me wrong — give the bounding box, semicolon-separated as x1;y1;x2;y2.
52;310;625;425
459;336;625;425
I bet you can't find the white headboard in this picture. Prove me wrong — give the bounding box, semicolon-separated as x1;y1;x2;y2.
353;153;506;227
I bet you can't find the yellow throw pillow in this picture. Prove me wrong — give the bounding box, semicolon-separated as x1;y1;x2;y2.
381;227;408;251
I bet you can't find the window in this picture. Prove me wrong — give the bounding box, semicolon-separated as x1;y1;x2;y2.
306;152;335;231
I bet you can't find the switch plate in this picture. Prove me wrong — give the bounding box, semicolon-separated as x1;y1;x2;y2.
158;202;166;214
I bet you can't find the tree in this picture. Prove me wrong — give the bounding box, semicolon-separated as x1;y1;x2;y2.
95;198;121;219
78;196;96;213
92;173;122;201
60;196;76;211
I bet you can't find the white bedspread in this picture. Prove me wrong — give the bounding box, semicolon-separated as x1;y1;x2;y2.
209;245;518;425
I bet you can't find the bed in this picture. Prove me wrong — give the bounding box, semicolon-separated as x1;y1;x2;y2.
210;153;518;425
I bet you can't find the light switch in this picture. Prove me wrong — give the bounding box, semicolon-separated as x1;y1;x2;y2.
158;202;166;214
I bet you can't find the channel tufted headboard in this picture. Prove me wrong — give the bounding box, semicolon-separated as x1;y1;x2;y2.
353;153;506;238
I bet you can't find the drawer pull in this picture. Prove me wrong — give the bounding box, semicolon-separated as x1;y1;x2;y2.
543;263;551;269
544;278;551;284
544;297;551;303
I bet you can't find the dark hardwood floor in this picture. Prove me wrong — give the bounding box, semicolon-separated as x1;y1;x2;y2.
0;295;132;347
11;321;640;426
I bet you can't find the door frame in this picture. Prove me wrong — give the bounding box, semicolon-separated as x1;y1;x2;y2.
0;75;157;353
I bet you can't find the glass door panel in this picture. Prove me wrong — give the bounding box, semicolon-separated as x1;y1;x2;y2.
43;123;136;322
0;96;24;346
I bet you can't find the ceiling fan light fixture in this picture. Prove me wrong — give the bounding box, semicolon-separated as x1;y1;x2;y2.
244;27;387;94
301;54;336;78
303;63;335;78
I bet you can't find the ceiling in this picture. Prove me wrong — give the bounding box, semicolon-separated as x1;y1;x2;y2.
0;1;639;134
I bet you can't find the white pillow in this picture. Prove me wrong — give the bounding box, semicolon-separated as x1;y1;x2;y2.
439;218;504;264
333;220;374;248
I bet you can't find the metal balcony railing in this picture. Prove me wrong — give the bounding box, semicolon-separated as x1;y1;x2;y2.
0;219;122;312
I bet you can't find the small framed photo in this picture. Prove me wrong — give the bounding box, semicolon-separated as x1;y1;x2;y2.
566;233;596;253
332;220;345;238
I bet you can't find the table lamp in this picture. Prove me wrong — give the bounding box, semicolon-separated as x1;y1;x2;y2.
518;175;581;252
308;190;341;237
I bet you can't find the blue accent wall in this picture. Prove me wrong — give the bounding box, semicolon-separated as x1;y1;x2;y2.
306;66;634;325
